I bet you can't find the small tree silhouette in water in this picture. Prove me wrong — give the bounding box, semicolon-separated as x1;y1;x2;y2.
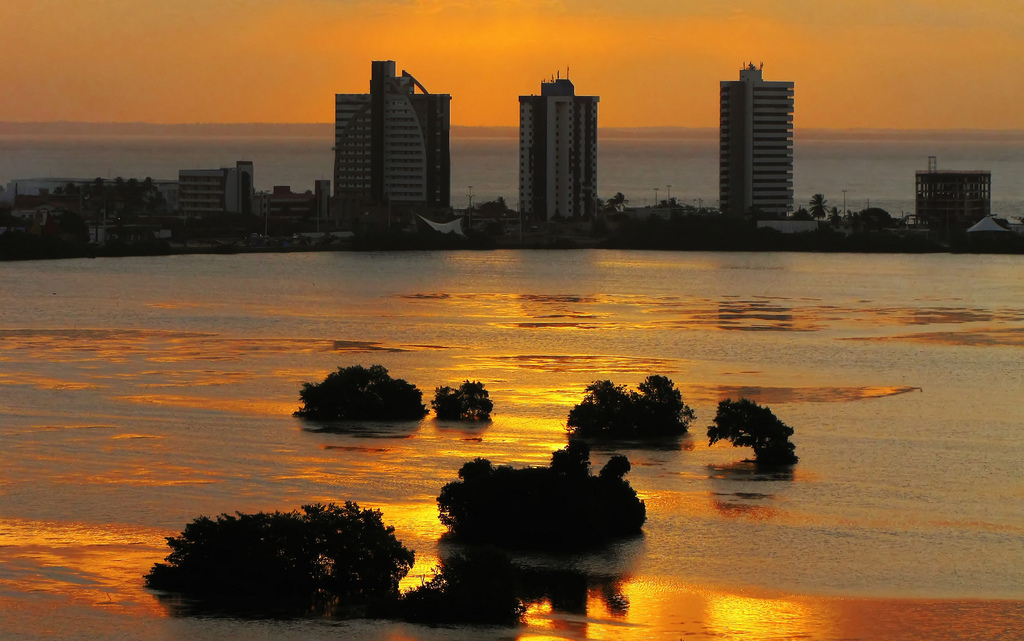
707;398;798;466
432;380;493;420
145;502;415;615
567;375;695;439
294;365;428;421
437;442;646;551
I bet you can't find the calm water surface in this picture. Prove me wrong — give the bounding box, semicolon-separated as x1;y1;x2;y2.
1;250;1022;640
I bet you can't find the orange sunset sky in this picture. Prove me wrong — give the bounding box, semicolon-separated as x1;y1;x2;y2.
1;0;1021;129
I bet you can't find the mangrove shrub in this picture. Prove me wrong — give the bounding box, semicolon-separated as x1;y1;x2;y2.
567;375;695;438
437;442;646;550
432;380;493;420
144;502;415;614
707;398;798;466
294;364;428;421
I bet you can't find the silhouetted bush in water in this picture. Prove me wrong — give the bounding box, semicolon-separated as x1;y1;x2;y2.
144;502;414;616
294;364;428;420
517;567;630;616
400;551;629;624
567;375;695;439
708;398;798;466
437;442;646;550
400;549;526;624
432;380;493;420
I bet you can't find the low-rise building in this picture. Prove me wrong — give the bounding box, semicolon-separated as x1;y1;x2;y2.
178;161;254;218
265;181;332;224
915;157;991;232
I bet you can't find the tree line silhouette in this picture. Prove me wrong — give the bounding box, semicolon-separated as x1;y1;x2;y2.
293;365;798;468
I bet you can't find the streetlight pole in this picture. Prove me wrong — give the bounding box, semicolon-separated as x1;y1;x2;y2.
842;190;848;216
666;184;672;202
467;186;473;230
654;187;659;207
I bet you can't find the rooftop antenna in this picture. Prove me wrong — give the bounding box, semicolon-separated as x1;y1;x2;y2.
557;70;560;80
567;65;570;79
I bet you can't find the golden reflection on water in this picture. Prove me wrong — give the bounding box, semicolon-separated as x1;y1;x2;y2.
396;291;1024;337
710;499;780;521
399;551;441;594
377;501;448;543
388;501;445;593
520;578;822;641
116;394;296;416
0;372;101;390
133;370;255;387
0;518;168;616
703;592;812;641
462;355;683;375
0;329;443;365
847;326;1024;347
498;386;591;409
52;463;225;488
688;384;922;404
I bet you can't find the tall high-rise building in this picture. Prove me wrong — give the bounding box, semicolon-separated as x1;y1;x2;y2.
333;61;451;216
519;77;599;221
719;64;794;217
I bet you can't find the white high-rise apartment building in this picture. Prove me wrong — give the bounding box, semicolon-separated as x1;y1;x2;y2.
719;64;794;217
519;77;598;221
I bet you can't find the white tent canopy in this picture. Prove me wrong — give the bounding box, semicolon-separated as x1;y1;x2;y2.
967;216;1010;233
418;215;465;236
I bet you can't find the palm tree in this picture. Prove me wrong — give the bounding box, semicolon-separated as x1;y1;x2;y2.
808;194;828;220
827;206;841;225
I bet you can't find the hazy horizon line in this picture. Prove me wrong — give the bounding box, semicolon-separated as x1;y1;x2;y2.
3;121;1024;141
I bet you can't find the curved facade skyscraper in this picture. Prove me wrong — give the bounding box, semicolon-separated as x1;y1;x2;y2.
334;61;451;217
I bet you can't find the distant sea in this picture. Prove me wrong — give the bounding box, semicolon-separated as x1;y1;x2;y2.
1;123;1023;218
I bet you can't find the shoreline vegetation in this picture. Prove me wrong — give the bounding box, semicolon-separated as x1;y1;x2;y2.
4;221;1024;261
3;180;1023;260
